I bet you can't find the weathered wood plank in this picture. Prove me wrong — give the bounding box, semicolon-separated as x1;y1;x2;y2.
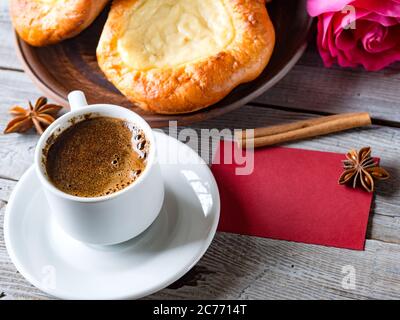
367;214;400;245
0;70;44;179
255;45;400;123
149;233;400;300
0;178;16;201
0;69;40;109
0;2;21;70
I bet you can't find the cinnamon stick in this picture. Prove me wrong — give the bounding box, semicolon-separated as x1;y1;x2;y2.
236;112;372;149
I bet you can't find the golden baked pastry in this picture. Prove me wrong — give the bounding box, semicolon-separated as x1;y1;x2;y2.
10;0;109;46
97;0;275;114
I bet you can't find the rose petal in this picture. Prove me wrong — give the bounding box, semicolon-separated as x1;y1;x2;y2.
361;24;399;53
344;38;400;71
362;24;386;52
307;0;354;17
362;12;400;26
337;52;359;68
327;21;341;58
316;16;336;66
354;0;400;17
319;13;335;49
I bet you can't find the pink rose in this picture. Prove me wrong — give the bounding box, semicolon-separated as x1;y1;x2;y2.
307;0;400;71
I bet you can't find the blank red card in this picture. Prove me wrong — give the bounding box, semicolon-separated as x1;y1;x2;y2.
211;141;374;250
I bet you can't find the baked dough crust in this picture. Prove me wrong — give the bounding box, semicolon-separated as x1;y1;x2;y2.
10;0;109;47
97;0;275;114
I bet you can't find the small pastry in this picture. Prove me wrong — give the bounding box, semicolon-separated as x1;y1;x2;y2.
10;0;109;46
97;0;275;114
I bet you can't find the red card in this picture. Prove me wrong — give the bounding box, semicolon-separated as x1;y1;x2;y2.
211;141;374;250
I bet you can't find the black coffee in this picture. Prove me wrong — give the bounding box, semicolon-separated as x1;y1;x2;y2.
44;116;149;197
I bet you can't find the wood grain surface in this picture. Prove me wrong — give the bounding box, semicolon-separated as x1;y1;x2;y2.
1;1;400;300
254;43;400;125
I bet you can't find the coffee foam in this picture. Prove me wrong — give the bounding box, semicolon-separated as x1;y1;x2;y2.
44;116;149;198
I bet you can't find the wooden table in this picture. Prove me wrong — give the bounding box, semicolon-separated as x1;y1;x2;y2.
1;3;400;300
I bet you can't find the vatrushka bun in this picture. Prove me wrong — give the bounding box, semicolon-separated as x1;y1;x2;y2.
10;0;109;46
97;0;275;114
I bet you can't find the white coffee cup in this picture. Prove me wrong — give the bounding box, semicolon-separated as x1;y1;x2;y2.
34;91;165;245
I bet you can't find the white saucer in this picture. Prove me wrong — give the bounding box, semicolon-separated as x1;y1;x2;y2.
4;132;220;299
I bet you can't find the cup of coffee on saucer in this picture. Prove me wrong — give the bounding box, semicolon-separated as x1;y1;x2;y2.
5;90;220;299
34;91;165;245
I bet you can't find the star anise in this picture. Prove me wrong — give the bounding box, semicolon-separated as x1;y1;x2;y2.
338;146;389;192
4;97;62;135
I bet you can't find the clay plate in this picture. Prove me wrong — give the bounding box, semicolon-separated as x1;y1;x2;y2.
14;0;313;127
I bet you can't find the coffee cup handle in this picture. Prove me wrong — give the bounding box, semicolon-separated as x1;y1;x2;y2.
68;91;88;111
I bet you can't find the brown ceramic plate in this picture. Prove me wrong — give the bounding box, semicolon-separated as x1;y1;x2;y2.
14;0;312;127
